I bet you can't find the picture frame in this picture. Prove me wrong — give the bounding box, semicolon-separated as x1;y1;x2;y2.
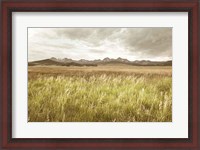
1;0;199;149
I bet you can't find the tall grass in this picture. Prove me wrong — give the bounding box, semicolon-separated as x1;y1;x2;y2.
28;72;172;122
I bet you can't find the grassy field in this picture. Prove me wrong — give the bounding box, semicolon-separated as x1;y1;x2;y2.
28;65;172;122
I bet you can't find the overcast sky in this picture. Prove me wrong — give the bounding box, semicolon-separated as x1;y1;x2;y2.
28;28;172;61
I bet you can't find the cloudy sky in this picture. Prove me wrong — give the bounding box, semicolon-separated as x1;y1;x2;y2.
28;28;172;62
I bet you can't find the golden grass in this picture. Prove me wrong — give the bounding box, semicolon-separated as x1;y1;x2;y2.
28;66;172;122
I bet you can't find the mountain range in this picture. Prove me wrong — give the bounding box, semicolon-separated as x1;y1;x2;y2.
28;57;172;66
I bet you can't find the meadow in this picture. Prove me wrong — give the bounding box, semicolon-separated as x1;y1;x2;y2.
28;65;172;122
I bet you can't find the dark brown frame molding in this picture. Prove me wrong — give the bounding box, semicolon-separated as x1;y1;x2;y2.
1;0;199;149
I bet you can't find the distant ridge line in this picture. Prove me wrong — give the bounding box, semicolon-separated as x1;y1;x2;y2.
28;57;172;66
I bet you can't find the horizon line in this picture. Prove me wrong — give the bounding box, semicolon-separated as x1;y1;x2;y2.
28;57;172;63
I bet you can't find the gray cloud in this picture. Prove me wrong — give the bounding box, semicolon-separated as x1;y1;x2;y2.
28;28;172;61
122;28;172;57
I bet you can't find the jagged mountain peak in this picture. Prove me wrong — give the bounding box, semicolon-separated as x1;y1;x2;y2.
103;57;111;61
30;57;172;66
50;57;57;60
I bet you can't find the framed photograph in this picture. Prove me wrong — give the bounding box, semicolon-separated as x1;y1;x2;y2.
1;0;199;149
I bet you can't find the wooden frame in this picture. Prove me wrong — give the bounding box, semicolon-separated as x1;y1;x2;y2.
1;0;199;149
